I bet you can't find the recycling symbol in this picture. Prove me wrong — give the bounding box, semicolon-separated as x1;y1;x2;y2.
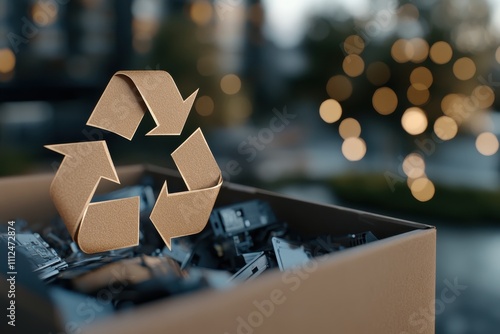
46;71;223;254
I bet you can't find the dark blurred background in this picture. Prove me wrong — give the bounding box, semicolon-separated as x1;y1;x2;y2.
1;0;499;332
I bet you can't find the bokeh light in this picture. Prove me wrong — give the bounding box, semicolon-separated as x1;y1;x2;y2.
391;39;413;63
434;116;458;141
31;1;58;26
343;35;365;55
407;85;430;105
402;107;428;135
319;99;342;123
339;118;361;139
410;67;433;90
190;0;213;26
326;75;352;101
372;87;398;115
453;57;476;80
220;74;242;95
441;93;466;122
0;48;16;73
342;137;366;161
398;3;419;20
429;41;453;64
410;177;435;202
366;61;390;86
475;132;499;156
472;85;495;109
409;38;429;63
342;54;365;77
403;153;426;179
195;95;214;116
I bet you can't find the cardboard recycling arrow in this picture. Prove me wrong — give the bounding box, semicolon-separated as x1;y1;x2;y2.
47;70;222;254
45;141;140;253
150;128;222;249
87;71;198;140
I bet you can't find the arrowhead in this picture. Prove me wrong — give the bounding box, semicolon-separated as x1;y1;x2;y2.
146;88;198;136
45;140;121;240
150;181;221;250
45;141;119;183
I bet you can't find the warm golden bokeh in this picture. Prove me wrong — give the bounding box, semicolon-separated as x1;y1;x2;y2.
410;67;433;90
409;38;429;63
0;48;16;73
342;54;365;77
319;99;342;123
453;57;476;81
32;1;58;26
195;95;215;116
476;132;499;156
434;116;458;141
410;177;435;202
441;93;466;121
326;75;353;101
342;137;367;161
429;41;453;64
391;39;413;63
366;61;391;86
190;0;213;26
343;35;365;55
339;118;361;139
220;74;242;95
372;87;398;115
403;153;426;179
402;107;428;135
472;85;495;109
398;3;419;20
407;85;430;105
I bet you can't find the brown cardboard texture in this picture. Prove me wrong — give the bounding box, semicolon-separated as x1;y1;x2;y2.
0;165;436;334
46;71;222;254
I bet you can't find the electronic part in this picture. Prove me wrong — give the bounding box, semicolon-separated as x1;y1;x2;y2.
272;237;312;271
210;200;277;237
229;252;269;282
1;233;68;281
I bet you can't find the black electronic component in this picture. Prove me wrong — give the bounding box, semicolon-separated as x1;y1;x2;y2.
272;237;312;271
332;231;378;248
229;252;269;282
8;187;384;325
0;233;68;281
210;200;277;237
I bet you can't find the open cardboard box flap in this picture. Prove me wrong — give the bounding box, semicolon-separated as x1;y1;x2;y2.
0;165;436;334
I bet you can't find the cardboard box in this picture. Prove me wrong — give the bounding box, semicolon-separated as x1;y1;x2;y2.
0;165;436;334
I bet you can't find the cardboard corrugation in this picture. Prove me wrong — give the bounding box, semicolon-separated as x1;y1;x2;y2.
0;165;436;334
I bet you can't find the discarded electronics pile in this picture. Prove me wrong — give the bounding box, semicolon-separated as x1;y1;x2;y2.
1;180;378;316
